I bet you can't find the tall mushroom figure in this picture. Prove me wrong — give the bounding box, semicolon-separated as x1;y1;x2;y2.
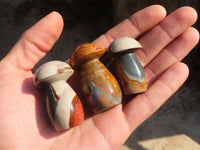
109;37;147;95
70;43;122;113
33;61;84;131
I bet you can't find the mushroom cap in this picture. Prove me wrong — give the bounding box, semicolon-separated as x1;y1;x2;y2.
34;61;74;87
70;43;105;68
109;37;142;54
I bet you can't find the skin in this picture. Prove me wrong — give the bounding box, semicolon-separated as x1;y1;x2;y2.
0;5;199;150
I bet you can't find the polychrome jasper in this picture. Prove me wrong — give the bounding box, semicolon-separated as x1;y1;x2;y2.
109;37;147;95
34;61;84;131
70;43;122;113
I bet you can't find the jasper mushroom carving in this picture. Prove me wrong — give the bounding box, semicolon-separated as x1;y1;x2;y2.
109;37;147;94
33;61;84;131
70;43;122;113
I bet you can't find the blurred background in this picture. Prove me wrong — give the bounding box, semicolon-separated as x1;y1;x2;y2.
0;0;199;149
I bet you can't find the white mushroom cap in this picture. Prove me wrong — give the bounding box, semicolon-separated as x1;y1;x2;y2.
34;61;74;87
109;37;142;54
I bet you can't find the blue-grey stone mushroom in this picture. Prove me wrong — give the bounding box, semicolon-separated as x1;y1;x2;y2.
109;37;147;95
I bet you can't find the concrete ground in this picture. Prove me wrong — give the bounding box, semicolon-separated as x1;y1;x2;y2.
0;0;200;149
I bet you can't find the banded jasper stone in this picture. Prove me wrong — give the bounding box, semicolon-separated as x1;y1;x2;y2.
70;43;122;113
34;61;84;131
109;37;147;95
70;95;84;127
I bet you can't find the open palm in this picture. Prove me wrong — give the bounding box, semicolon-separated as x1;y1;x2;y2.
0;5;199;150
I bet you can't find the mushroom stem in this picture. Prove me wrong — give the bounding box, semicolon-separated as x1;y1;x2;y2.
47;80;76;130
50;80;67;98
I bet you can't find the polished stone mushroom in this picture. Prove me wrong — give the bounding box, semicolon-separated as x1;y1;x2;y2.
109;37;147;94
34;61;84;131
70;43;122;113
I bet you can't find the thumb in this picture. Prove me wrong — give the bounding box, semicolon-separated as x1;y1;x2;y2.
2;11;64;71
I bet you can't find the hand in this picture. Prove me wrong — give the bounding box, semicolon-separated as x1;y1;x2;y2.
0;5;199;150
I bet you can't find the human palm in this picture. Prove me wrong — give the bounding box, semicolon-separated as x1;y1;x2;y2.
0;5;199;150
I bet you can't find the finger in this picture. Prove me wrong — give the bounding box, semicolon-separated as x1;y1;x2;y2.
136;6;198;66
2;11;64;71
93;5;167;49
146;27;199;85
123;62;189;132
